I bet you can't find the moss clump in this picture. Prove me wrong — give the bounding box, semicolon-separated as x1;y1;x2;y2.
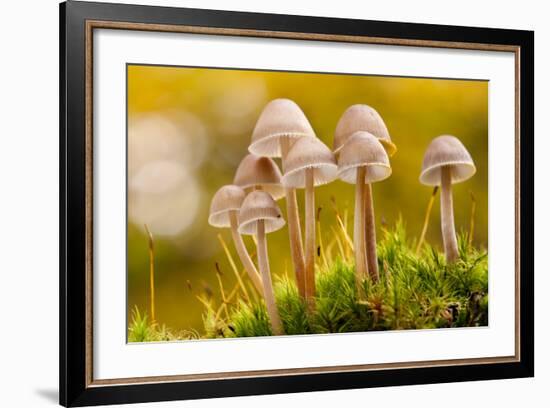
220;221;488;338
129;220;488;341
128;306;200;342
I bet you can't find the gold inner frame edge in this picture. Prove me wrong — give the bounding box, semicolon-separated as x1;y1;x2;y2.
84;19;522;388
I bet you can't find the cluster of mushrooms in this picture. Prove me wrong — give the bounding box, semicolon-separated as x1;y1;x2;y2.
208;98;476;335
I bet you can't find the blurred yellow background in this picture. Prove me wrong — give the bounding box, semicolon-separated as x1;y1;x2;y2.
127;65;488;334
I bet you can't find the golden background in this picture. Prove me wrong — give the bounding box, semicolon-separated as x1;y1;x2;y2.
127;65;488;333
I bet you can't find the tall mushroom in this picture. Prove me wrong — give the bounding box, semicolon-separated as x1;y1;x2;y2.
248;98;316;297
238;191;286;335
333;104;396;280
419;135;476;263
338;132;391;284
208;185;263;294
233;153;285;199
282;137;337;307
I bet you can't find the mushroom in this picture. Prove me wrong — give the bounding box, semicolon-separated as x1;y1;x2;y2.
333;104;396;281
208;185;263;294
233;153;285;199
248;98;316;297
282;137;338;307
333;104;397;157
420;135;476;262
238;191;286;335
338;132;391;283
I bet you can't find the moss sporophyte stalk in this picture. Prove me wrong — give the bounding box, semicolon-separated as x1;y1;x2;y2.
128;99;486;341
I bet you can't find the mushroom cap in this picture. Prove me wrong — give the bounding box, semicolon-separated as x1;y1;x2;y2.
337;131;392;184
208;185;246;228
282;136;338;188
233;154;285;200
333;104;397;156
419;135;476;186
238;191;286;235
249;98;316;157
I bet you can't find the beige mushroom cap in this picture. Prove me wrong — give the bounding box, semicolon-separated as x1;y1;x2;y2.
238;191;286;235
338;131;392;184
333;104;397;156
419;135;476;186
281;137;338;188
233;154;285;200
249;98;316;157
208;185;246;228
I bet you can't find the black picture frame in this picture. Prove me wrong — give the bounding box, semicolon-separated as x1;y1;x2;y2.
60;1;534;406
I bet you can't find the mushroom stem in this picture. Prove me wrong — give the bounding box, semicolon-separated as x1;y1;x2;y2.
256;220;284;335
304;168;316;308
353;167;368;287
440;165;459;262
285;188;306;297
228;211;264;295
364;181;380;282
280;138;306;297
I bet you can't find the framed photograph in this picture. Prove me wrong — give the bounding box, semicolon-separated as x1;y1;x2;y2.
60;1;534;406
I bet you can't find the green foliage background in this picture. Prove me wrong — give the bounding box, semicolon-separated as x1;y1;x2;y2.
127;65;488;335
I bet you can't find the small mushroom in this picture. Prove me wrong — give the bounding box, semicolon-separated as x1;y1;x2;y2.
248;98;316;297
208;185;263;294
333;104;397;157
282;137;338;307
420;135;476;262
233;153;285;199
338;132;391;283
238;191;286;335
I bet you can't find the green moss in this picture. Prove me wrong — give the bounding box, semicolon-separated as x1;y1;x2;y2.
129;221;488;341
275;276;310;335
227;301;272;338
128;306;153;342
128;305;200;342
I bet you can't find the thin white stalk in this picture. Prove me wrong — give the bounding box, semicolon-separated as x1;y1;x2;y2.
440;166;459;262
229;211;264;295
304;168;316;308
364;182;380;282
256;220;284;335
280;137;306;297
354;167;368;285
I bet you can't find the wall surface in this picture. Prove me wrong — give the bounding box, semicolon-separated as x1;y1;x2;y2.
0;0;546;407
